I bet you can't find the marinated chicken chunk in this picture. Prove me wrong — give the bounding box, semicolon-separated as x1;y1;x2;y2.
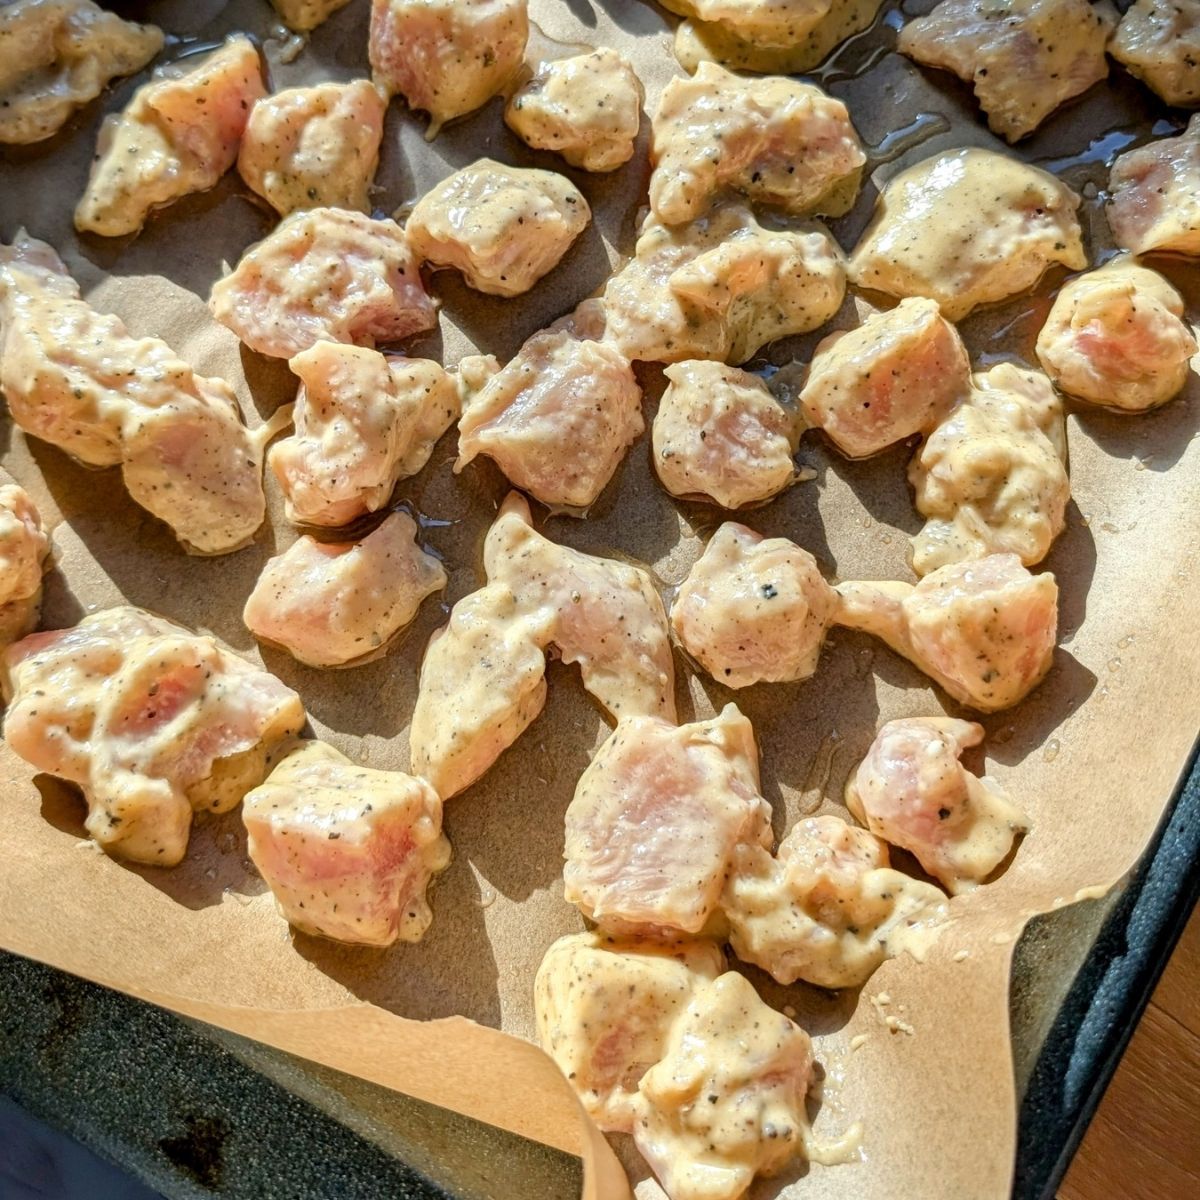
0;485;50;646
846;718;1030;894
369;0;528;137
909;364;1069;574
3;607;305;866
409;493;674;799
74;36;265;238
1035;259;1197;411
243;740;449;945
505;49;642;173
270;0;352;31
898;0;1113;143
563;706;773;937
801;298;971;460
653;361;797;508
243;513;446;668
457;325;642;510
835;553;1060;711
0;232;265;554
405;161;590;298
849;148;1086;322
209;207;437;359
633;972;814;1200
534;932;724;1133
270;342;477;527
238;81;386;217
671;523;838;688
1108;117;1200;256
722;815;948;987
0;0;162;144
649;62;864;226
1111;0;1200;108
663;0;885;75
604;204;846;365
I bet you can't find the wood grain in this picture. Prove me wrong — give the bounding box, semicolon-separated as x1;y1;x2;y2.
1059;902;1200;1200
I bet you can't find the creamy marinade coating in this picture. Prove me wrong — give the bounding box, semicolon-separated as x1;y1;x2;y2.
243;512;446;669
75;36;265;238
409;493;675;799
847;718;1030;894
270;0;353;31
0;232;266;555
909;363;1070;574
269;342;486;528
603;202;846;364
1035;258;1198;411
648;61;864;226
652;361;798;508
849;148;1086;321
456;316;643;510
369;0;528;137
3;607;305;866
405;160;591;297
238;80;387;216
898;0;1114;142
0;0;163;145
209;207;437;359
505;49;643;172
243;740;450;946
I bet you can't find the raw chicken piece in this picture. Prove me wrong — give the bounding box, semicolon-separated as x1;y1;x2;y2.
671;523;837;688
270;0;352;31
653;361;797;508
3;607;305;866
456;325;643;510
604;204;846;365
74;36;265;238
209;208;437;359
1035;259;1197;411
1110;0;1200;108
846;718;1030;894
0;0;162;144
563;706;773;937
269;342;478;527
238;80;387;217
405;160;590;298
1107;117;1200;256
649;61;864;226
243;740;449;945
898;0;1113;143
667;0;886;75
369;0;528;137
505;49;643;173
909;364;1069;574
722;815;948;987
0;231;265;555
801;298;971;459
243;513;446;668
410;493;675;799
0;485;50;646
534;932;724;1133
633;972;814;1200
849;148;1086;322
834;553;1060;711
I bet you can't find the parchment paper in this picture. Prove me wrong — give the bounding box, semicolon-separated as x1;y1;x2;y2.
1;2;1198;1197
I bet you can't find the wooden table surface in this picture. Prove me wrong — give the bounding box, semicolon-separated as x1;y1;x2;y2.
1059;900;1200;1200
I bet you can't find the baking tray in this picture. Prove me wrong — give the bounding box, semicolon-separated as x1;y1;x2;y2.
2;732;1196;1200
